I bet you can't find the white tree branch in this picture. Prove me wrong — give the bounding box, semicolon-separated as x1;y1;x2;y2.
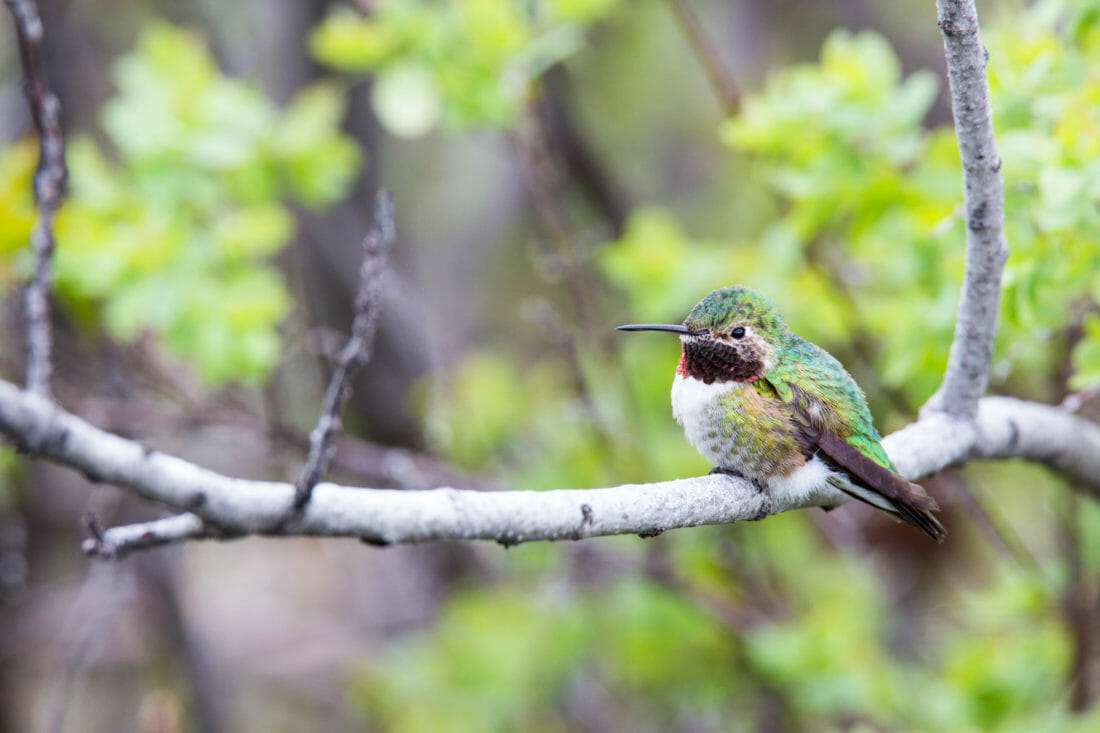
924;0;1009;419
2;379;1098;555
82;512;212;559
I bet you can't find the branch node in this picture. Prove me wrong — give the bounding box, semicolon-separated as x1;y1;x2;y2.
580;503;594;529
81;513;118;559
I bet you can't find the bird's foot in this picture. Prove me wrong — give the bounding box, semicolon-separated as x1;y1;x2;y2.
710;467;767;494
709;466;744;478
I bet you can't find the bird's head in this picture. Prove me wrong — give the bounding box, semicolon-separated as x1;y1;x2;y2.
617;285;789;384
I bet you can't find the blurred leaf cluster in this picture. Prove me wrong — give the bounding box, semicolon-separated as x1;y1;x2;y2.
720;29;963;404
2;0;1099;730
1;23;360;383
711;0;1100;402
354;503;1100;732
355;576;737;731
311;0;621;137
988;0;1100;389
403;1;1100;730
598;0;1100;406
0;139;37;288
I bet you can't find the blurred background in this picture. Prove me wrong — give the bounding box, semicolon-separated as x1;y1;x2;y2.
2;0;1100;730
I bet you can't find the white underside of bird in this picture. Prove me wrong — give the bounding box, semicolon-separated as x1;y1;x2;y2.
670;373;869;510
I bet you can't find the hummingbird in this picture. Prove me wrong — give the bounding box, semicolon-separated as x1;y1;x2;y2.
618;285;945;541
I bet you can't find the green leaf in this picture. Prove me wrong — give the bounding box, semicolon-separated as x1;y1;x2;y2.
371;63;443;138
43;23;361;386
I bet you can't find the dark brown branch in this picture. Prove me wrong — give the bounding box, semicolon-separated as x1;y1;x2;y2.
664;0;740;116
538;69;630;235
1063;490;1095;712
292;191;396;510
511;112;598;325
5;0;67;399
947;474;1038;571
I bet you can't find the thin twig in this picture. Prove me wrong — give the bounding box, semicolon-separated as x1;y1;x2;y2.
948;474;1039;571
511;113;597;325
81;513;117;560
1062;490;1095;712
664;0;740;116
292;191;396;510
1061;384;1100;414
81;512;213;560
5;0;67;399
538;69;629;235
923;0;1008;419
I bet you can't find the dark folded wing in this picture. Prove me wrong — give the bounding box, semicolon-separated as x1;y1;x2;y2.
779;381;946;542
815;431;939;513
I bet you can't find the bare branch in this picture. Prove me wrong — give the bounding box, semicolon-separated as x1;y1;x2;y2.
293;191;396;510
81;512;214;560
1;379;1098;556
5;0;67;399
924;0;1008;419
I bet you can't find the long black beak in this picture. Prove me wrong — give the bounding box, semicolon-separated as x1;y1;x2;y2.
616;323;697;335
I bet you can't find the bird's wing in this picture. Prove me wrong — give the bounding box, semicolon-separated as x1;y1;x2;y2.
814;430;939;512
773;378;946;542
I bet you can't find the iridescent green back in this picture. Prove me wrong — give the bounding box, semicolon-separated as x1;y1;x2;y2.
769;334;896;472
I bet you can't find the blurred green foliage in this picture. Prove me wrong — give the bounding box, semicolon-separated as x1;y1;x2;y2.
311;0;621;136
394;1;1100;731
0;139;36;288
355;578;740;732
1;23;360;383
722;29;963;403
2;0;1099;730
597;5;1100;405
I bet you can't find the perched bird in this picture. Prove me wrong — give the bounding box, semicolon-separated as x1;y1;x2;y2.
618;285;945;541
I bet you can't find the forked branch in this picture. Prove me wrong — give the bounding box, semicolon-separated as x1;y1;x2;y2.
292;191;395;510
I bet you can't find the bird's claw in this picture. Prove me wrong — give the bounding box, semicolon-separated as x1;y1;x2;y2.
709;467;767;494
709;466;744;478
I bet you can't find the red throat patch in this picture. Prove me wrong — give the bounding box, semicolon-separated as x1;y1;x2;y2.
676;352;689;377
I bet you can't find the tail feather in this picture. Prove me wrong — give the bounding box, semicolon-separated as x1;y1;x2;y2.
827;475;947;543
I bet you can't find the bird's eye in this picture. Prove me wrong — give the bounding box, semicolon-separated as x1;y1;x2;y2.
731;327;746;339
